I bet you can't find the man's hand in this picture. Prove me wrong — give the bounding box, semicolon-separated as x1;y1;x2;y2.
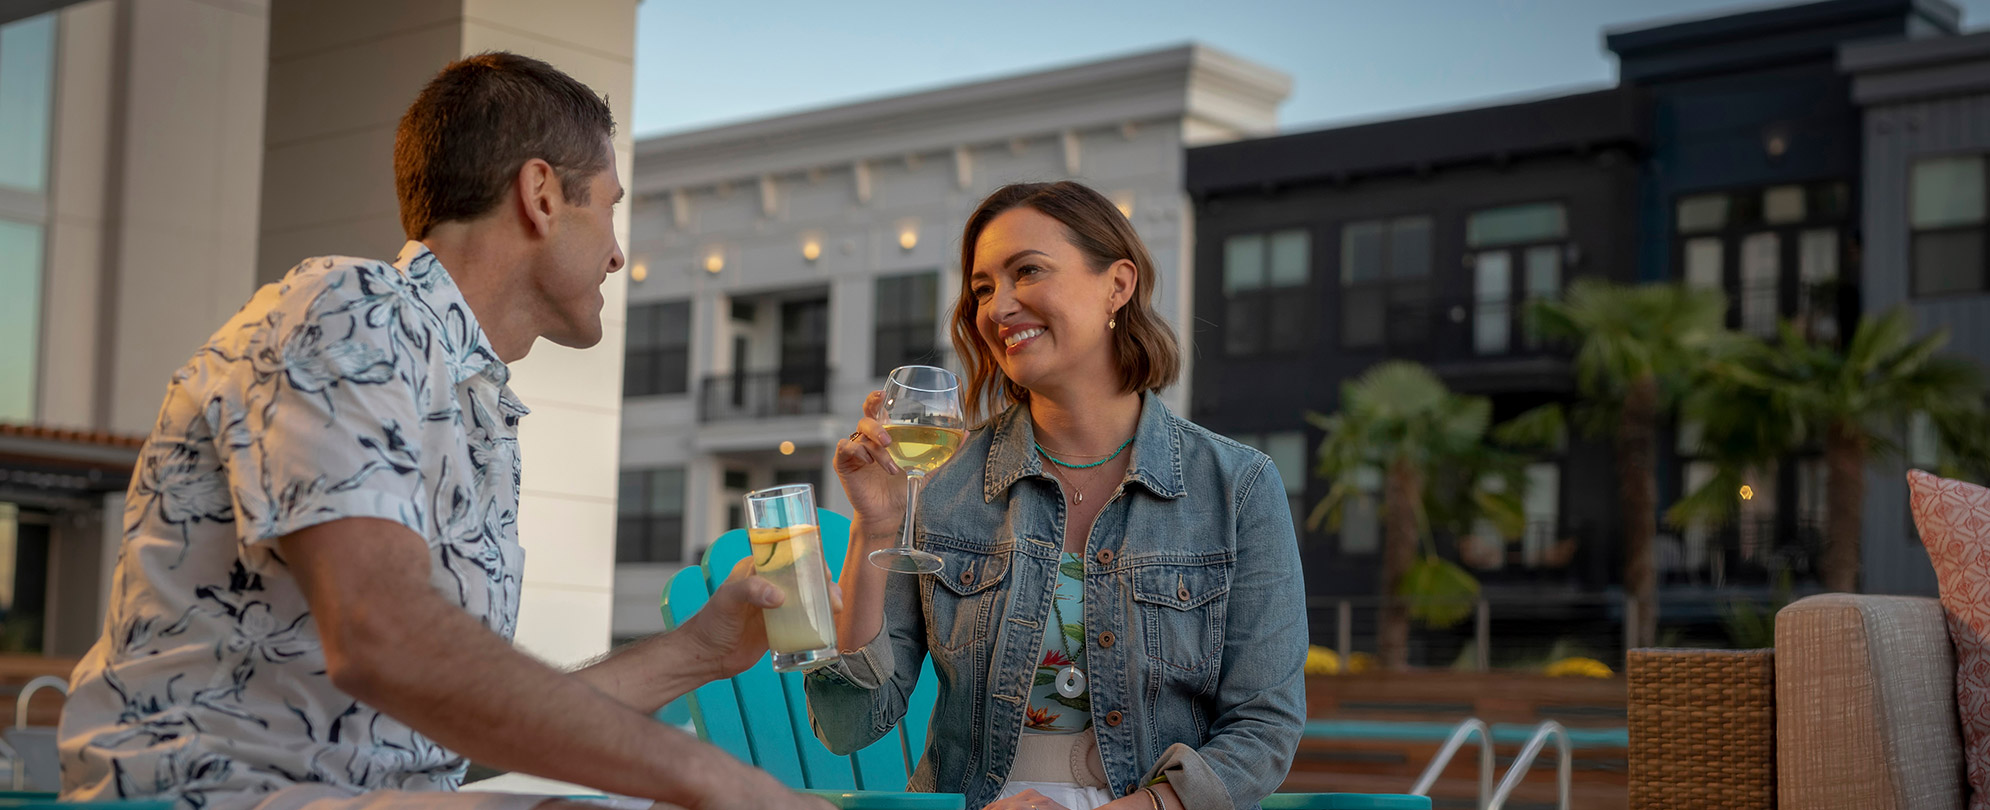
678;559;780;680
679;559;845;681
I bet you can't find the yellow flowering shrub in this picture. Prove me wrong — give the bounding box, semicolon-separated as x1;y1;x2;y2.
1544;657;1613;678
1305;646;1340;675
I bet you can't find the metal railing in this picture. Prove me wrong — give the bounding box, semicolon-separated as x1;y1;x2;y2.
1412;718;1494;807
1311;589;1800;670
1489;721;1571;810
698;368;832;422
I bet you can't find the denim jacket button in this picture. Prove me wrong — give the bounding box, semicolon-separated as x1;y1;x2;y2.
1099;631;1116;648
1106;710;1123;726
1178;585;1191;601
959;569;975;585
1095;548;1114;565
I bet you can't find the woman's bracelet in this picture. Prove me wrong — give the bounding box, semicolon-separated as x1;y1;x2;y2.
1140;786;1165;810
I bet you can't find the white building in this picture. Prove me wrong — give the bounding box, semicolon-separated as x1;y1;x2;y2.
0;0;637;667
613;45;1291;639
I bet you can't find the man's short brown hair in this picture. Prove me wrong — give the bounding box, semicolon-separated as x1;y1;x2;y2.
394;52;616;240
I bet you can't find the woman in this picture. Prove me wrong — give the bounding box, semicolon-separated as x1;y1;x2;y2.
805;181;1305;810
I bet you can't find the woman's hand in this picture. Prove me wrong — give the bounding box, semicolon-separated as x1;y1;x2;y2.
833;390;908;537
983;790;1071;810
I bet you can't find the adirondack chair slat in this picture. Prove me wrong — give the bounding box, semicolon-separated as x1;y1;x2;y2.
666;509;939;796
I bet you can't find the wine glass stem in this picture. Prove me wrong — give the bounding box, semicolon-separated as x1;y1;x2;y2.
900;472;924;552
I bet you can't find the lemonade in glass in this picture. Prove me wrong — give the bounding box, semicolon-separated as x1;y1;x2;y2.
745;485;838;672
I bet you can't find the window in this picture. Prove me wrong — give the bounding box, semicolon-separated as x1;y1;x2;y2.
1674;182;1851;340
1340;216;1431;348
874;271;940;376
0;221;40;421
0;13;55;424
0;14;55;194
1741;233;1780;337
624;301;690;397
1910;156;1990;296
617;467;686;563
1339;466;1382;555
1468;203;1567;355
1223;229;1311;355
1679;183;1846;340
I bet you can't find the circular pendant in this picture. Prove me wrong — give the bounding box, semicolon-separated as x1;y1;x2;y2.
1056;666;1087;698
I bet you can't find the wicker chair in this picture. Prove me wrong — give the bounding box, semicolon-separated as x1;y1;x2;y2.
1627;594;1966;810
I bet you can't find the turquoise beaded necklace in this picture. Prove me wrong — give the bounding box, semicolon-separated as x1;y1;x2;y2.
1034;436;1133;469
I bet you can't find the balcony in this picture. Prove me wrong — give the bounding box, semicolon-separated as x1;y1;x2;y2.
1345;293;1573;394
699;367;832;422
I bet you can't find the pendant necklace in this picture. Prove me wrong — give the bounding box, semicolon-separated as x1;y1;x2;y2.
1049;573;1087;699
1036;437;1131;504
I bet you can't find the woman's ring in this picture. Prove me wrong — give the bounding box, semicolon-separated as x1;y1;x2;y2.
849;431;864;443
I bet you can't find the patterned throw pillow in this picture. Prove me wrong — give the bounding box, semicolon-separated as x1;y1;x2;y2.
1910;469;1990;809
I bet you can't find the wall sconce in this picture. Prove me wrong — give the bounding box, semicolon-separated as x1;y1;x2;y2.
801;234;823;263
1764;128;1789;158
779;440;795;455
1112;191;1135;219
898;223;919;251
703;248;725;274
629;260;648;283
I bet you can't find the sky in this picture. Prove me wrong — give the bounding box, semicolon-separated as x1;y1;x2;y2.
631;0;1990;139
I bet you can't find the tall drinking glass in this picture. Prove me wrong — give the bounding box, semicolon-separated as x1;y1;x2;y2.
745;484;839;672
868;365;966;574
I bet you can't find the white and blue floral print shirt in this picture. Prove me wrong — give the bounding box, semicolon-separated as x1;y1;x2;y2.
59;242;530;810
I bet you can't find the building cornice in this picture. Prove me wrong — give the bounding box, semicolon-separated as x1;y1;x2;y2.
631;43;1288;194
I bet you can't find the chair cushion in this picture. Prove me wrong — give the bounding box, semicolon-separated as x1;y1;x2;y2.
1776;593;1963;810
1910;469;1990;809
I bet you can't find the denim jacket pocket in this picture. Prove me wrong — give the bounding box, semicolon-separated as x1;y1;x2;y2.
924;541;1010;652
1130;559;1231;671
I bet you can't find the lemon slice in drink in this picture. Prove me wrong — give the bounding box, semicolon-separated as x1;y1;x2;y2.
748;525;815;569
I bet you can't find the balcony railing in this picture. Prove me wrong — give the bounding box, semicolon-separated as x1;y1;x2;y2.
1344;293;1571;364
699;367;832;422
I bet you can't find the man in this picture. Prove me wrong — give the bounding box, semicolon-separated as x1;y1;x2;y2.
57;52;826;810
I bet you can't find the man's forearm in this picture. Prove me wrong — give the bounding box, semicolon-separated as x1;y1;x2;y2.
572;632;716;714
344;595;767;806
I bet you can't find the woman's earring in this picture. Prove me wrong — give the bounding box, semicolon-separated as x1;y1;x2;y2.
1109;316;1117;330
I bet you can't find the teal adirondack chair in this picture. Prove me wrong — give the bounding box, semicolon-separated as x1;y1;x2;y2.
658;510;956;807
658;509;1428;810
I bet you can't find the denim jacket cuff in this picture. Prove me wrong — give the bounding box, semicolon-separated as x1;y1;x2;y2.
807;634;897;690
1143;743;1232;810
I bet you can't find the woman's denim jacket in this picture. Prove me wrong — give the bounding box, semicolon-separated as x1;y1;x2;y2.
805;394;1307;810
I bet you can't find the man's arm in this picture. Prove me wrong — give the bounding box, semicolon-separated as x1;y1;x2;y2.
568;558;780;714
282;517;818;810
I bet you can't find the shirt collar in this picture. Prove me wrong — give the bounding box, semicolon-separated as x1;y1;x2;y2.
393;240;517;395
983;391;1184;503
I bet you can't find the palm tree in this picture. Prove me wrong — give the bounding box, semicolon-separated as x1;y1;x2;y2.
1530;280;1733;649
1671;309;1987;592
1308;362;1558;670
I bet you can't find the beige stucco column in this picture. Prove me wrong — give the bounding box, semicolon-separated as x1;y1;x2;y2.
260;0;637;665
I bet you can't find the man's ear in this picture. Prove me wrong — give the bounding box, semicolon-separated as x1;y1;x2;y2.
516;158;558;238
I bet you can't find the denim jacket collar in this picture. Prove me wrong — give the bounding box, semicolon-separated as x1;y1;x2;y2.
983;391;1186;503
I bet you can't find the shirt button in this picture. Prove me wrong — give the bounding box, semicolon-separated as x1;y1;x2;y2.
1096;548;1114;565
1106;710;1124;726
1099;631;1116;648
959;569;975;585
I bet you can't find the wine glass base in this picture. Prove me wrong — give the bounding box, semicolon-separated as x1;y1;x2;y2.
869;547;945;574
771;645;839;673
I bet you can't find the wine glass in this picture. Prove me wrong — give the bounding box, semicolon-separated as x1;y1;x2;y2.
868;365;966;574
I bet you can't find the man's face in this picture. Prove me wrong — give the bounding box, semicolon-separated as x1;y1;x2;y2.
536;138;624;350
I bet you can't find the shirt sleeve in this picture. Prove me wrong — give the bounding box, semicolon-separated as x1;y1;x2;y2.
216;275;434;548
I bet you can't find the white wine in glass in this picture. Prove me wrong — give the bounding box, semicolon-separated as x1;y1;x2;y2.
869;365;965;574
